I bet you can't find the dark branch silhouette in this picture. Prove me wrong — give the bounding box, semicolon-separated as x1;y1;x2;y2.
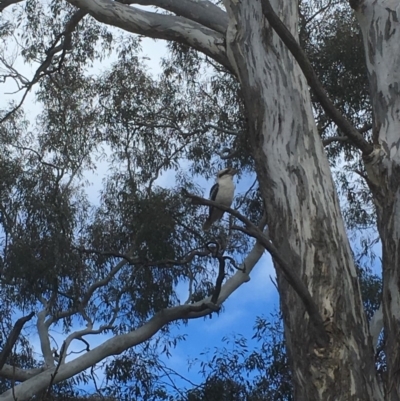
260;0;373;155
0;312;35;371
186;191;329;346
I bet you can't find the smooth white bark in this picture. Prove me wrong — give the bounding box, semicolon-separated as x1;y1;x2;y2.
65;0;230;68
129;0;228;34
370;304;383;351
0;366;44;382
36;309;55;369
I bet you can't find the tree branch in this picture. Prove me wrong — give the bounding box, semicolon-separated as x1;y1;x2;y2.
0;240;265;401
37;309;55;368
0;366;44;382
65;0;230;70
260;0;373;155
370;304;383;352
48;244;207;331
0;0;23;12
187;193;329;346
0;312;35;371
61;313;106;364
322;135;349;147
119;0;228;34
0;8;86;124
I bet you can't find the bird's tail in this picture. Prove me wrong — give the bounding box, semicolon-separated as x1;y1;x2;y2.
202;219;211;231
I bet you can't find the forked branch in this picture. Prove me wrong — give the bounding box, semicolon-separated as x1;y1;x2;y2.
0;239;264;401
0;8;86;124
260;0;373;155
187;192;329;346
65;0;230;69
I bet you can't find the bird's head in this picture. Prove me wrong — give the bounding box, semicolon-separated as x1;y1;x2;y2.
217;167;238;178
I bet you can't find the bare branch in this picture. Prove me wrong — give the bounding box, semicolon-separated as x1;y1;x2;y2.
62;316;95;364
304;0;334;25
0;55;30;88
65;0;230;69
322;135;349;147
46;247;181;332
260;0;373;155
1;240;265;401
210;253;226;304
358;122;373;134
0;9;86;124
0;312;35;371
78;256;135;314
0;366;44;382
235;178;258;209
120;0;228;34
12;145;61;170
44;257;130;328
370;304;383;352
322;123;372;147
37;310;55;368
147;141;189;194
187;193;329;346
206;123;239;136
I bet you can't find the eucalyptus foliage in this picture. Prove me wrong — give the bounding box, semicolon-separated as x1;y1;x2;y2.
0;0;384;399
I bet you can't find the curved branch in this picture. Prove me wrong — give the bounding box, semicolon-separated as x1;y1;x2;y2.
48;245;212;333
65;0;230;70
0;312;35;371
260;0;373;155
0;0;23;12
322;135;349;147
0;8;86;124
120;0;228;34
187;193;329;346
0;240;264;401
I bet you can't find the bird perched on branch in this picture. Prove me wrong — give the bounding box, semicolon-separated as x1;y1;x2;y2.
203;167;238;231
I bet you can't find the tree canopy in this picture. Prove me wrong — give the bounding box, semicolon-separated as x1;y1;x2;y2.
0;0;393;399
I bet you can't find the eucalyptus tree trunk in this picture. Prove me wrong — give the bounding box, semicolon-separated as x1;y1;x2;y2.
224;1;383;399
354;0;400;399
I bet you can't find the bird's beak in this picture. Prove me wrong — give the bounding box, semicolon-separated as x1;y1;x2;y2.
230;168;239;176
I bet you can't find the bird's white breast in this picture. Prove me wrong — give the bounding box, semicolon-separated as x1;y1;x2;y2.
216;176;235;206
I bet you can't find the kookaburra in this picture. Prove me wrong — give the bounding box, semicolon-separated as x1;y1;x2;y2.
203;167;238;231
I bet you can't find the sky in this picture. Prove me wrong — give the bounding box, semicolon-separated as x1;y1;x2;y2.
0;12;279;395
